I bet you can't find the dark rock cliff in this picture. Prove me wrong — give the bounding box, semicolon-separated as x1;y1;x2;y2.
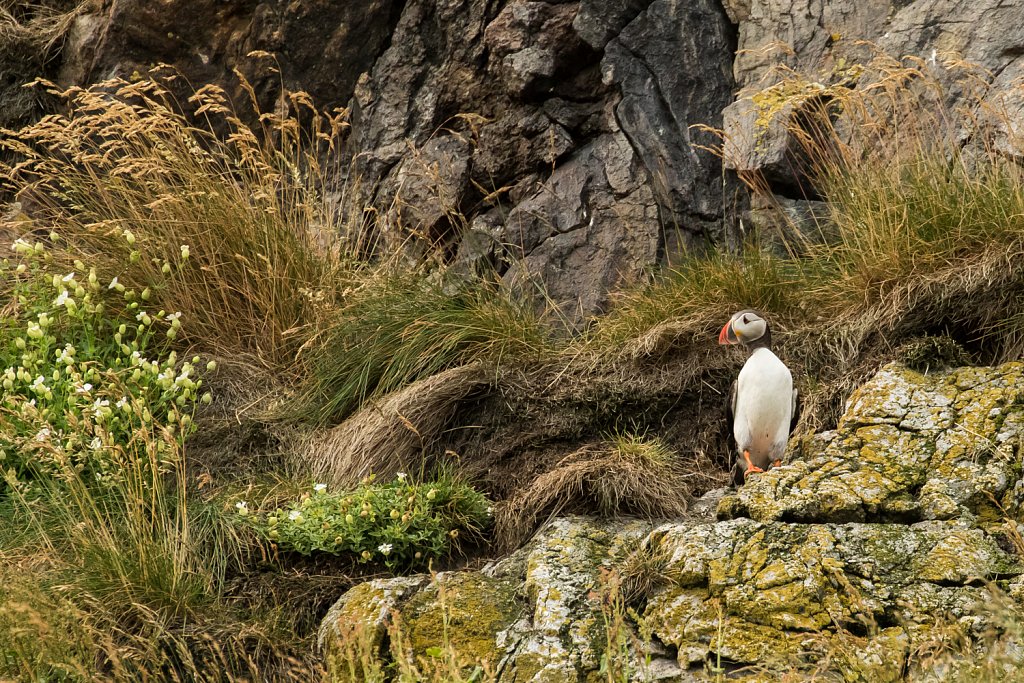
5;0;1024;319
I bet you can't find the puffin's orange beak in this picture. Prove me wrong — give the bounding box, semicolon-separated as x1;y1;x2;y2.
718;322;733;345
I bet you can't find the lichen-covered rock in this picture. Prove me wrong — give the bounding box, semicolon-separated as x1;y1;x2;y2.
643;517;1020;678
319;517;652;682
735;362;1024;526
321;363;1024;680
402;572;521;669
317;576;427;655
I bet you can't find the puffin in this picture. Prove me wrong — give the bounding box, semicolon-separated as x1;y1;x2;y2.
718;310;797;485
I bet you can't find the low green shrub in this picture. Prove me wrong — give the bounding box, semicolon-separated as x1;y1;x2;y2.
250;473;492;571
0;234;209;492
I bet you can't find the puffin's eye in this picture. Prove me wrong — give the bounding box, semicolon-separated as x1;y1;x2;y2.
741;315;749;324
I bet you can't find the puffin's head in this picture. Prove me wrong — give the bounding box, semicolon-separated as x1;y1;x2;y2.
718;310;769;347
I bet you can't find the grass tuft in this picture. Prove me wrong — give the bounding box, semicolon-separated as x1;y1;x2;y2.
299;272;554;425
1;75;350;370
494;432;708;550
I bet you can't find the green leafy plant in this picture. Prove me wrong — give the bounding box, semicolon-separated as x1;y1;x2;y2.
0;233;208;492
252;473;492;570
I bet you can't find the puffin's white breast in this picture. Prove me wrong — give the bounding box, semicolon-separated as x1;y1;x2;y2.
733;347;793;461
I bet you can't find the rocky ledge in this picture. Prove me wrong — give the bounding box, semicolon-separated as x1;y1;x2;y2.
319;361;1024;681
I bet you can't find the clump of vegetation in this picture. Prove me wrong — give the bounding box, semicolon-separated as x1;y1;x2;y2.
495;432;709;550
0;73;349;675
300;271;554;424
0;231;205;490
252;473;492;571
0;75;348;370
0;238;315;679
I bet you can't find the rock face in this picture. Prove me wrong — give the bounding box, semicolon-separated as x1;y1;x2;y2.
10;1;1024;320
721;0;1024;243
351;0;737;321
734;363;1024;526
14;0;737;324
320;361;1024;680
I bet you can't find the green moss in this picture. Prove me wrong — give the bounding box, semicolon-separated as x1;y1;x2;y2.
402;573;520;669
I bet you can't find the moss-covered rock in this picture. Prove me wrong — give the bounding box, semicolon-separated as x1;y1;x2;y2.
318;575;428;678
737;362;1024;525
401;572;521;669
642;517;1020;678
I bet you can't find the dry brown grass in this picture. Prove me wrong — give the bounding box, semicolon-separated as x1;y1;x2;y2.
0;1;82;55
494;433;709;551
300;363;493;488
0;74;352;371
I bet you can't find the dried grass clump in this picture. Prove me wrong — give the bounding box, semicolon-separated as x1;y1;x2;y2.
0;1;82;55
495;433;710;550
301;363;492;488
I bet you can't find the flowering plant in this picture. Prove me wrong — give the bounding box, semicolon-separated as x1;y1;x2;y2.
0;233;209;491
252;473;492;571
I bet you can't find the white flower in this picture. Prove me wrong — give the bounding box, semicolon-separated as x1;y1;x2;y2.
90;437;102;450
235;501;249;516
53;290;69;307
61;272;75;283
77;383;93;393
107;276;119;290
313;483;327;493
378;543;393;555
115;397;129;410
396;472;407;481
35;427;50;442
288;509;302;521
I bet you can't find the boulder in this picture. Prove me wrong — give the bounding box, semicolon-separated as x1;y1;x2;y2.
733;362;1024;525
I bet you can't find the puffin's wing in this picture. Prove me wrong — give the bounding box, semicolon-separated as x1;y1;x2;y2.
727;379;737;426
728;379;744;486
790;386;800;433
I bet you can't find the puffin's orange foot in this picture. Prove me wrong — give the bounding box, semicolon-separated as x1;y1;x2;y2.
742;450;764;476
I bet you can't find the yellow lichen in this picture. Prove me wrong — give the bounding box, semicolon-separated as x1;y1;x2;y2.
402;573;520;669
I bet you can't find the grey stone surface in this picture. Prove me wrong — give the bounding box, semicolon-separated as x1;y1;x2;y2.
722;0;1024;185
